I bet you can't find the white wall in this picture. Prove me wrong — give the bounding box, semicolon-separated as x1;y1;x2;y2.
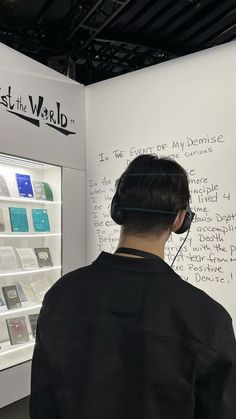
62;167;86;274
0;362;31;408
0;43;87;407
86;41;236;325
0;43;85;171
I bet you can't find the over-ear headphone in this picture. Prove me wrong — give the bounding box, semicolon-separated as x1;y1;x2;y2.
110;192;195;234
173;202;195;234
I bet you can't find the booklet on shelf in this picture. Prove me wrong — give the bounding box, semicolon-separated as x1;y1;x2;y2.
30;278;51;302
0;174;10;197
16;283;27;302
18;280;38;303
0;208;5;232
33;181;54;201
34;247;53;268
43;182;54;201
15;248;39;271
2;285;22;310
16;173;34;198
0;246;19;272
33;181;47;200
32;209;50;232
0;296;5;306
9;207;29;232
6;316;29;345
28;313;39;339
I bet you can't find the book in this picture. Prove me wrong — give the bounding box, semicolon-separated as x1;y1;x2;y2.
0;246;19;272
18;280;38;303
16;283;27;302
0;174;10;197
15;248;39;271
9;207;29;232
33;181;54;201
28;314;39;338
43;182;54;201
32;209;50;232
31;278;51;302
2;285;22;310
0;296;5;306
34;247;53;268
33;181;46;200
0;208;5;232
16;173;34;198
6;317;29;345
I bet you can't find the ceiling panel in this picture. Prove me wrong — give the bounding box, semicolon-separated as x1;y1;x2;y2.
0;0;235;84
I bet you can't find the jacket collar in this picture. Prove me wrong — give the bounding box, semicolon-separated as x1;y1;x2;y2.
93;251;174;274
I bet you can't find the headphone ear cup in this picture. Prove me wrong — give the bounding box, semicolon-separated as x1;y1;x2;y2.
110;194;124;225
175;203;194;234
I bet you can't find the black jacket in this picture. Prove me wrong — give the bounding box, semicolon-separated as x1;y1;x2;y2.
30;251;236;419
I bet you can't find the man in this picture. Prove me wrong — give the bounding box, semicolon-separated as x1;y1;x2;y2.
30;154;236;419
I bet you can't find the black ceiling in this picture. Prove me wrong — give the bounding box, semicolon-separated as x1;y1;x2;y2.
0;0;236;85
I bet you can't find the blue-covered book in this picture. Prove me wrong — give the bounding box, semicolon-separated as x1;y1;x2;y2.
9;207;29;232
16;173;34;198
32;209;50;232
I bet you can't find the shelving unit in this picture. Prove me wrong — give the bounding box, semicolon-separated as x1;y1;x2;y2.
0;197;61;204
0;153;62;371
0;266;61;277
0;233;61;238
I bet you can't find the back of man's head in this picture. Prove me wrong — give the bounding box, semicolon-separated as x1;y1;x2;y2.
114;154;190;236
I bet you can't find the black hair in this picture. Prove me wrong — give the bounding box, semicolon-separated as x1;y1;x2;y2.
116;154;190;236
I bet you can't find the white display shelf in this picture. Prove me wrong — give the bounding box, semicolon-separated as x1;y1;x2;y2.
0;153;62;375
0;266;61;277
0;196;61;205
0;233;61;238
0;302;41;318
0;339;35;371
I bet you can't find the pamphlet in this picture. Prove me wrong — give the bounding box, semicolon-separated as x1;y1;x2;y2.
9;207;29;232
33;181;46;200
0;174;10;197
33;181;54;201
43;182;54;201
28;313;39;338
34;247;53;268
2;285;22;310
0;208;5;232
0;296;5;306
16;173;34;198
18;280;38;303
6;316;29;345
32;209;50;232
15;248;39;271
30;278;51;302
0;246;19;272
16;282;27;302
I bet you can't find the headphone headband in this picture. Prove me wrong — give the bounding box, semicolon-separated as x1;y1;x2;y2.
122;207;178;215
110;194;195;234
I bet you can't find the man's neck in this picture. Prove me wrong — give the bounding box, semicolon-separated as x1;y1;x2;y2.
116;232;169;260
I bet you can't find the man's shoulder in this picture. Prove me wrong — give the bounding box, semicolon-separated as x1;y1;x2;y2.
43;264;93;302
168;269;232;323
42;260;231;325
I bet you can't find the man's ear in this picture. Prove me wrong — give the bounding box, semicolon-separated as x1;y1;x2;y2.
171;210;186;232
